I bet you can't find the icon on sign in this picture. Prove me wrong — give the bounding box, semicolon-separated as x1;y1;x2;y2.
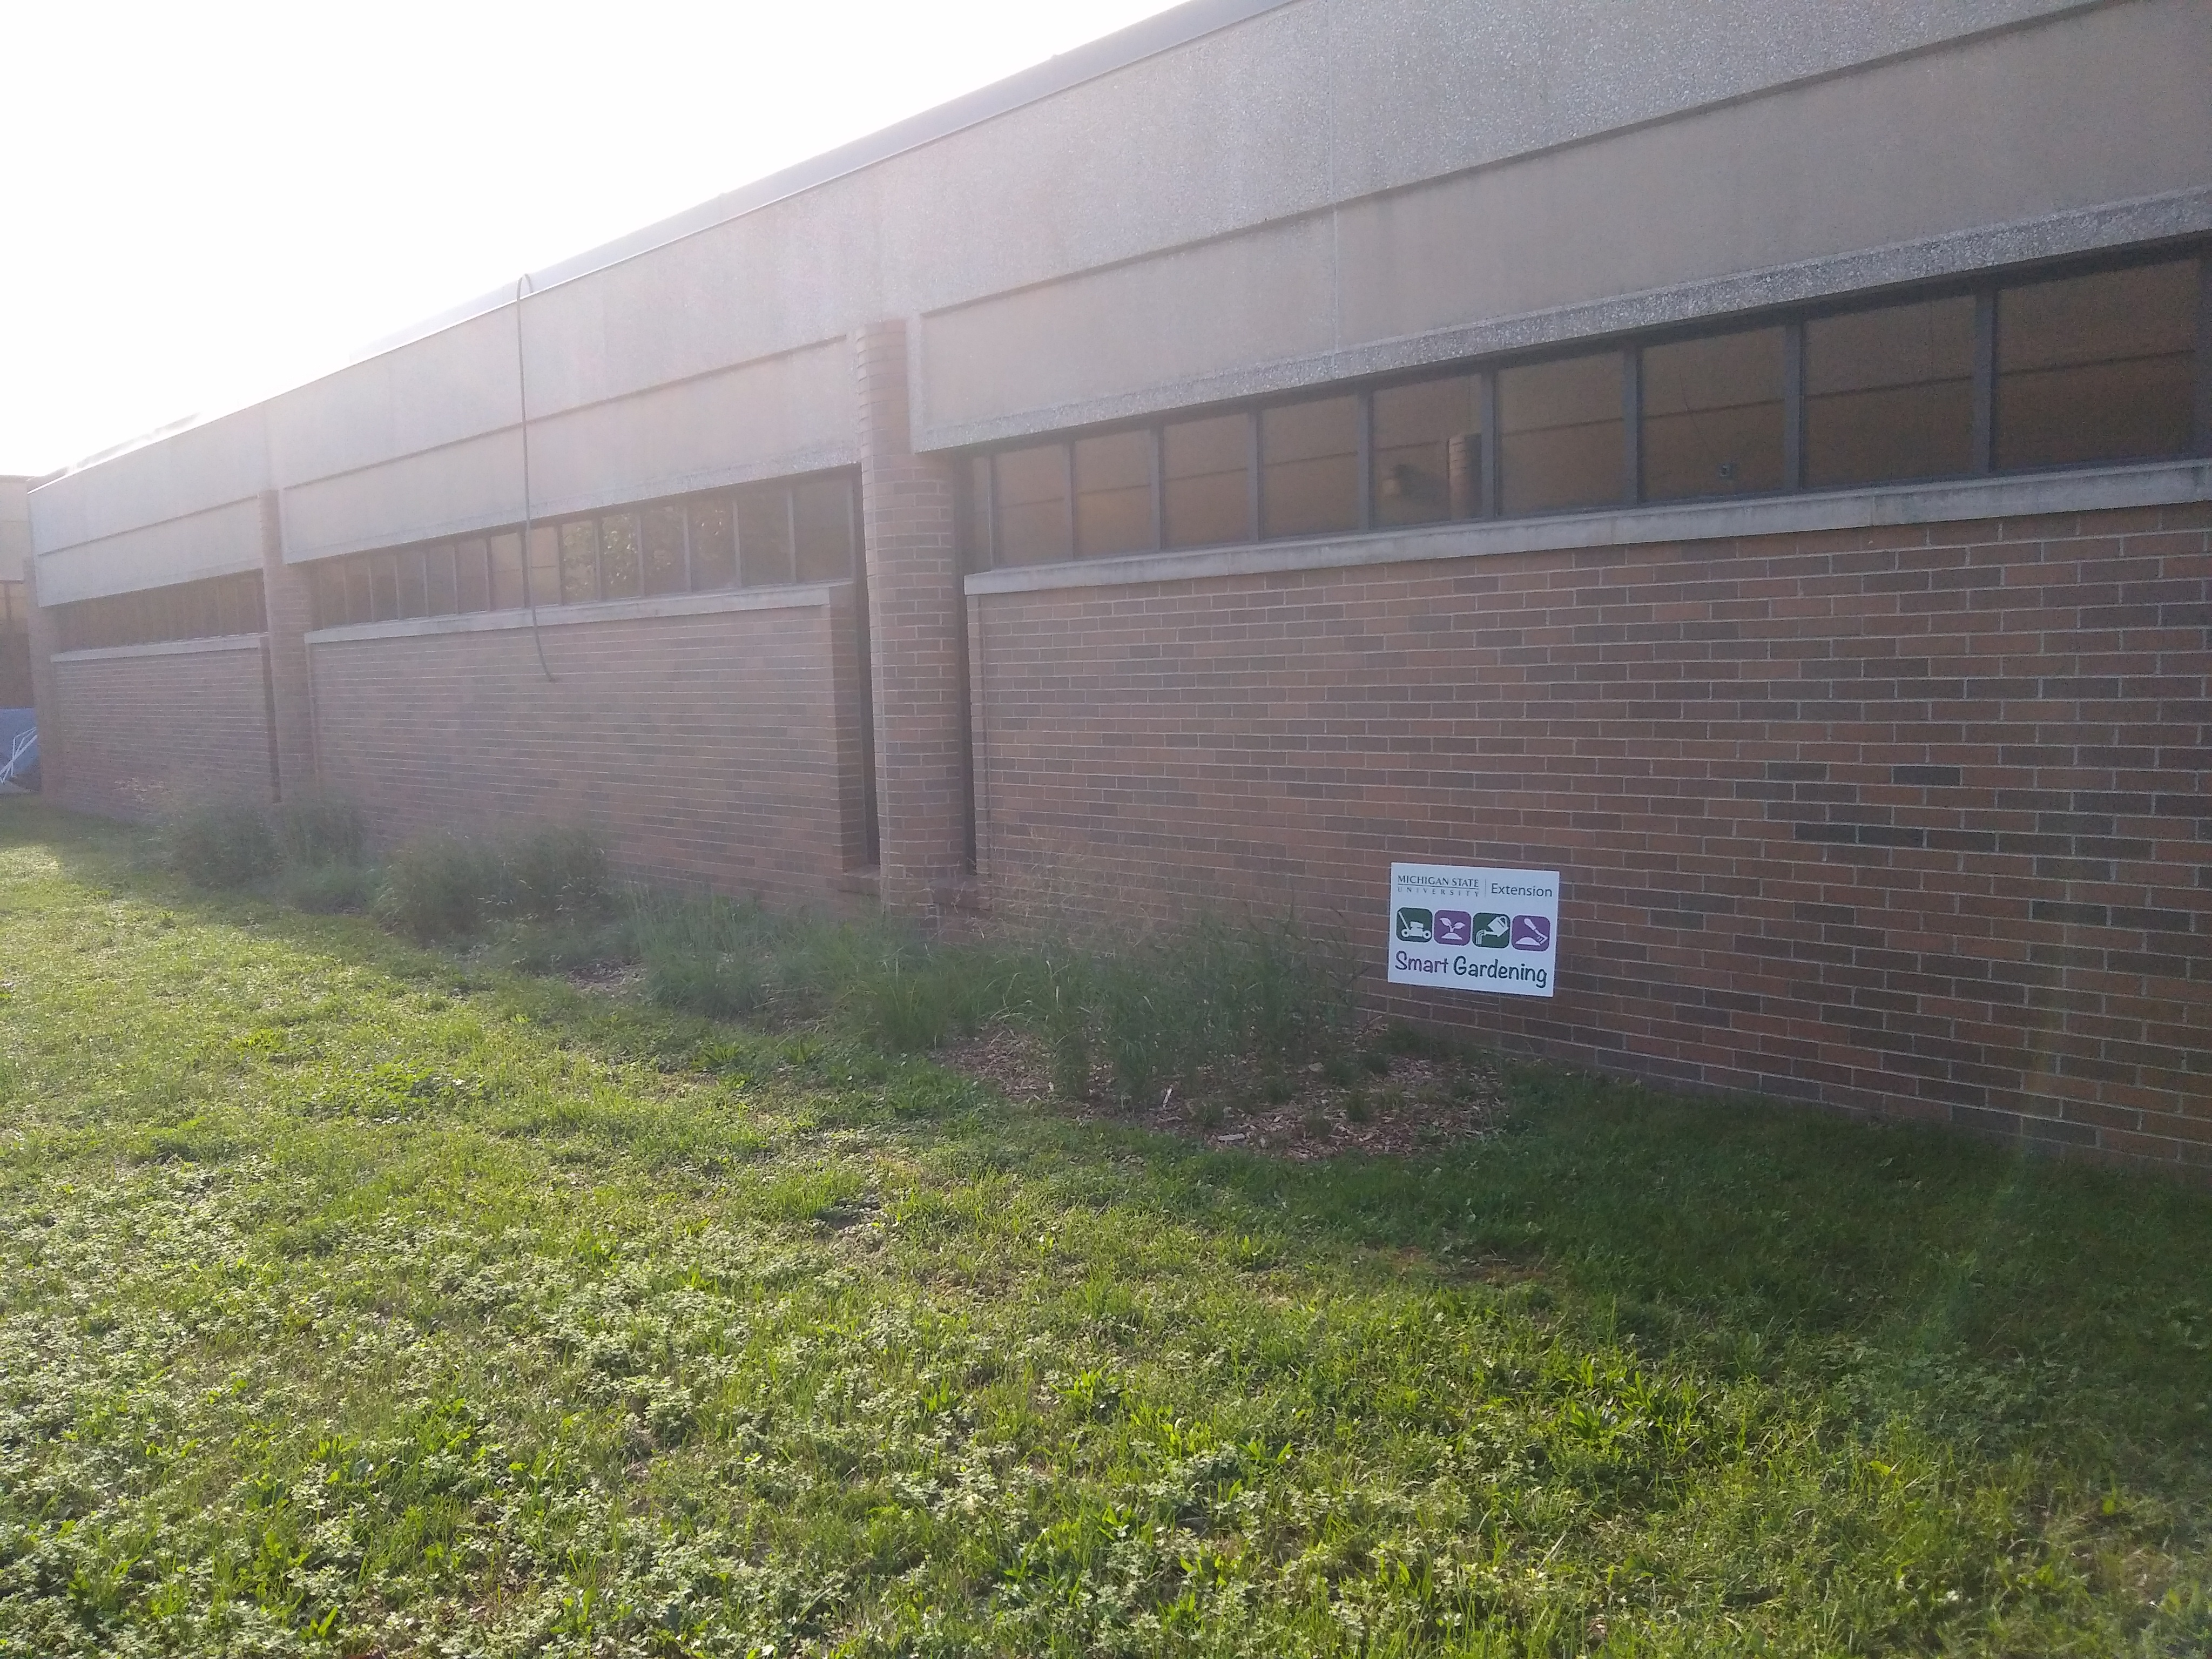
1510;915;1551;951
1470;913;1509;948
1394;907;1434;943
1433;910;1472;945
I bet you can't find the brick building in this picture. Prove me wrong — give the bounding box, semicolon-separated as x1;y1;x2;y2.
18;0;2212;1169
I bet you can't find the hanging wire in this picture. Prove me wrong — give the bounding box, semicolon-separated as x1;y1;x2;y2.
515;273;556;682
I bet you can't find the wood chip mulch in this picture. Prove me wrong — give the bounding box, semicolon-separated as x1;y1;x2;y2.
938;1022;1505;1161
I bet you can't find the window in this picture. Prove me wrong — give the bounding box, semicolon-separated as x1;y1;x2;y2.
961;247;2204;571
1163;413;1250;549
527;526;559;607
1641;327;1785;500
54;571;267;651
600;511;643;601
1499;352;1624;515
487;532;525;611
558;520;598;604
1074;430;1154;557
966;456;996;569
1806;295;1977;487
993;444;1071;565
737;485;795;585
1997;260;2198;471
689;499;737;590
425;543;458;616
1261;395;1359;539
370;553;400;622
643;504;687;596
793;475;858;581
397;546;429;619
312;563;346;629
456;538;491;612
1374;374;1479;525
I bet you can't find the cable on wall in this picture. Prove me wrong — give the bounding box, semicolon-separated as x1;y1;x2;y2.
515;273;556;683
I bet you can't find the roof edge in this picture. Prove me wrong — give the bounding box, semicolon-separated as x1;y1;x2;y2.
352;0;1297;361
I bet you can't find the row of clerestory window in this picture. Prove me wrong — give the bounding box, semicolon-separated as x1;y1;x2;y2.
966;251;2209;569
307;470;860;630
52;571;266;652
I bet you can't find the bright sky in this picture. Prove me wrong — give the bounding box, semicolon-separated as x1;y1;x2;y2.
0;0;1180;478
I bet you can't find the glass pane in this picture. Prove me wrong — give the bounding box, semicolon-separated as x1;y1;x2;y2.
346;557;373;625
600;511;643;600
455;537;490;612
370;553;400;622
489;532;525;611
425;543;457;615
736;485;794;586
1163;413;1250;549
1499;352;1624;515
312;562;345;629
643;503;688;596
1074;430;1154;557
527;526;560;607
1997;260;2197;471
1641;327;1785;501
189;582;219;638
993;444;1071;564
1806;296;1976;487
968;455;995;570
688;498;736;590
397;547;429;618
1261;395;1359;538
794;474;858;581
1373;374;1479;524
559;520;599;604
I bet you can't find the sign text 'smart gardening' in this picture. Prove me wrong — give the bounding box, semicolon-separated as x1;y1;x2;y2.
1386;862;1560;997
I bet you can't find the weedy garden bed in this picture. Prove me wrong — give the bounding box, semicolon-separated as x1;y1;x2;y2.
3;795;2209;1657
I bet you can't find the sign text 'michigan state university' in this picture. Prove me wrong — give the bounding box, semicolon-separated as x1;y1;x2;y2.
1386;864;1560;999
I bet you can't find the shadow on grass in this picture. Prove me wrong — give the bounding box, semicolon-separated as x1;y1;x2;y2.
7;792;2209;1500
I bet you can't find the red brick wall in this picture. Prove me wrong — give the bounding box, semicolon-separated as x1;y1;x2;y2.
855;320;969;914
968;503;2212;1173
50;641;275;820
308;590;873;900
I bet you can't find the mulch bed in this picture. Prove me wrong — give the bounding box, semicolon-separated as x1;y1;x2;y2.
938;1021;1506;1161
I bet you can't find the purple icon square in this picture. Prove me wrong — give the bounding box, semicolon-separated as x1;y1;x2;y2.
1433;910;1472;946
1510;915;1551;951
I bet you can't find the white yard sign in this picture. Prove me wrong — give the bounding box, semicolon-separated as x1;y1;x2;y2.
1386;863;1560;998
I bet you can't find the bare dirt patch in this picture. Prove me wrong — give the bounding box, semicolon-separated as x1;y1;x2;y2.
940;1021;1506;1160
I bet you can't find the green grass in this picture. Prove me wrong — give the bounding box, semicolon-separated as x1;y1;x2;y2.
0;799;2207;1657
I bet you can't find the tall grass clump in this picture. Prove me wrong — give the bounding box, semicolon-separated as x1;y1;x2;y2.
633;892;780;1018
374;833;505;940
159;794;278;889
272;790;367;868
270;790;374;912
505;826;610;921
1028;912;1358;1105
632;893;1011;1050
374;824;612;942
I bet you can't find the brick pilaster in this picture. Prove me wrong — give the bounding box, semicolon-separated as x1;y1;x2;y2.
259;491;318;797
21;559;65;801
853;319;971;919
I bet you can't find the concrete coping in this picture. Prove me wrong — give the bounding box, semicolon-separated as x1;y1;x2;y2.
963;458;2212;596
53;633;266;663
304;580;848;645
